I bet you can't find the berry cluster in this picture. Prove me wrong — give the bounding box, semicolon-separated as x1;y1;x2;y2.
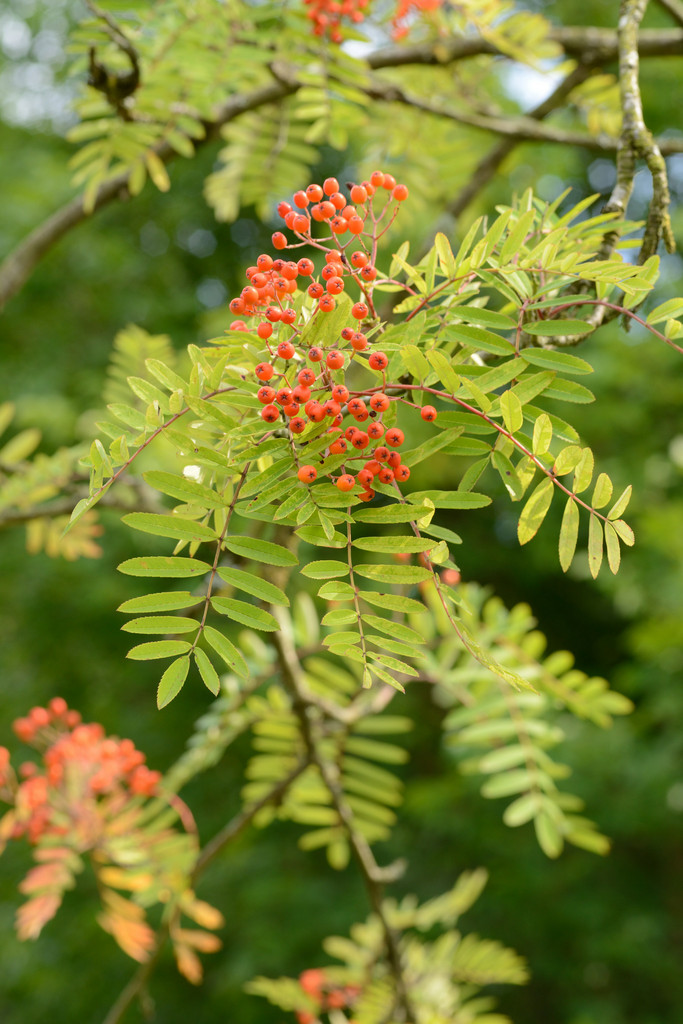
392;0;442;39
297;968;360;1023
227;172;439;500
1;699;161;845
303;0;370;42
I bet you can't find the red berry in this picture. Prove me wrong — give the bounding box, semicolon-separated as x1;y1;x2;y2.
329;438;347;454
358;489;375;502
308;282;324;299
277;201;292;218
364;459;381;475
290;416;307;434
306;183;323;202
330;216;347;234
283;402;300;417
281;308;297;325
368;422;384;439
326;277;345;295
272;232;287;249
368;351;388;371
330;191;346;210
308;346;323;362
341;326;354;341
255;362;274;381
319;295;336;312
378;467;394;484
323;177;340;195
297;258;314;276
348;217;364;235
348;398;366;417
265;306;282;322
261;404;279;423
292;385;311;403
257;253;274;271
293;214;309;233
421;405;437;422
369;393;390;412
351;301;368;320
257;322;273;340
326;350;344;369
350;251;369;268
370;170;385;187
395;464;411;482
323;400;341;417
298;368;316;385
382;173;396;190
293;190;309;208
230;320;248;331
386;428;404;447
387;450;402;468
277;341;295;360
393;183;409;201
374;445;390;462
298;465;317;483
352;431;369;449
257;386;277;404
229;297;245;314
351;332;368;351
361;265;377;281
336;474;356;492
357;469;374;487
350;184;368;204
331;384;349;402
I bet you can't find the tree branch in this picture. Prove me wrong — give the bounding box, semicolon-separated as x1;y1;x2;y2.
272;621;414;1023
2;21;682;311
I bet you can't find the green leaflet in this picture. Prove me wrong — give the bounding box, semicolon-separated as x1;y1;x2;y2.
296;526;347;547
456;305;517;330
217;567;289;606
203;625;249;678
122;512;217;543
518;477;554;545
369;653;419;678
126;640;192;661
400;428;463;467
445;324;515;356
352;504;433;524
420;523;462;545
321;608;359;626
353;564;432;585
142;473;221;508
523;320;594;342
117;591;202;613
211;597;279;631
157;656;190;709
359;591;426;614
300;560;349;579
118;556;212;578
361;615;424;645
426;350;461;394
407;490;491;509
194;648;221;696
491;451;523;501
543;378;595;404
318;580;356;601
121;616;200;635
559;498;579;572
352;536;436;554
225;536;298;566
366;634;423;659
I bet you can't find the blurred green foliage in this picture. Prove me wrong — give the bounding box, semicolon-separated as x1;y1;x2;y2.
0;1;682;1022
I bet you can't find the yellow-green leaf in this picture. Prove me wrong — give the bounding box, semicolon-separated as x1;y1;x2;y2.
588;514;603;578
559;497;579;572
157;656;190;708
604;521;621;574
518;477;554;545
532;413;552;455
591;472;613;509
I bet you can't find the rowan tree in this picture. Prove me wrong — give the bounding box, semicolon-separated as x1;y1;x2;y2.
0;1;682;1022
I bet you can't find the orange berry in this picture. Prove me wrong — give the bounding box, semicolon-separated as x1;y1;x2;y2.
293;190;309;208
326;350;345;369
395;464;411;481
298;465;318;483
368;351;388;371
257;322;273;340
393;183;409;201
386;428;404;447
255;362;275;381
277;341;295;360
336;474;356;492
369;393;390;412
350;184;368;204
421;405;437;421
351;301;368;320
323;177;340;195
319;295;336;312
261;404;279;423
306;183;323;202
297;258;315;276
272;232;287;249
351;251;369;268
